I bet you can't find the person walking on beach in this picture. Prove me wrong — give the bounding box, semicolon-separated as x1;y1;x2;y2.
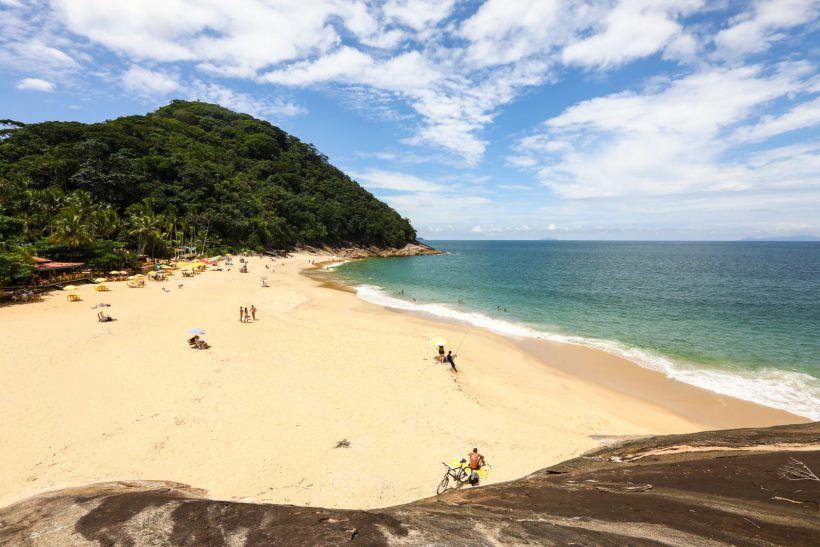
467;448;486;486
446;350;458;372
251;305;257;320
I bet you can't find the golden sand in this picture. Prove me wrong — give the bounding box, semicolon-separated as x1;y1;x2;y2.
0;254;805;510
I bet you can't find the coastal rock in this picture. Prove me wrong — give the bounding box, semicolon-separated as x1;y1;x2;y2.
1;422;817;546
301;241;444;258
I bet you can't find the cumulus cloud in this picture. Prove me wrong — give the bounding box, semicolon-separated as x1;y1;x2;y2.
121;66;179;95
714;0;820;60
562;0;703;69
515;63;818;199
17;77;55;91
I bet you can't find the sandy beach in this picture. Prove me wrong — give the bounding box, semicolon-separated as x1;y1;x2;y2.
0;254;806;511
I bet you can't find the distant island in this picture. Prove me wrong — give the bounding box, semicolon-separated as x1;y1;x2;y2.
0;101;419;284
739;235;820;242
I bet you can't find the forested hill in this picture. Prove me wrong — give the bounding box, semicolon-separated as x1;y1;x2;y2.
0;101;417;282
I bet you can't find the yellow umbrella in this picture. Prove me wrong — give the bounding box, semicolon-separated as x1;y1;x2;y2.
147;271;158;277
63;285;78;291
94;277;107;283
134;273;145;278
109;271;119;275
429;336;448;347
127;275;136;280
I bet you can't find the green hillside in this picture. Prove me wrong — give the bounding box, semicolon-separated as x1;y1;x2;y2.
0;101;416;283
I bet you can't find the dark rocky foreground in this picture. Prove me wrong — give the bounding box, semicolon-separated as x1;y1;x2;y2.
1;423;817;546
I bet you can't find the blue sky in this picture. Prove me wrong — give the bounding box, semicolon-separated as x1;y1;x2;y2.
2;0;819;240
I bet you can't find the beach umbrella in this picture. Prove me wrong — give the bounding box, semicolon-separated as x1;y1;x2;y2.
187;328;206;335
109;271;120;275
134;273;145;278
94;277;107;283
119;271;128;275
260;276;268;281
429;336;448;347
127;275;136;280
63;285;78;291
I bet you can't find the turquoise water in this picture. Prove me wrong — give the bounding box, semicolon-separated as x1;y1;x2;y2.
329;241;820;419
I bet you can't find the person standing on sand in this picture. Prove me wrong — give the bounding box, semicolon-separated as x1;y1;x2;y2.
446;350;458;372
251;305;257;320
239;306;243;322
438;344;445;363
244;307;250;322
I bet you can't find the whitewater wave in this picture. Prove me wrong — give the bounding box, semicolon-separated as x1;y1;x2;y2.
323;260;350;270
354;284;820;421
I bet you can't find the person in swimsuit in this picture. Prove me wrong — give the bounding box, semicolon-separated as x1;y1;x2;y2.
467;448;486;486
438;345;445;363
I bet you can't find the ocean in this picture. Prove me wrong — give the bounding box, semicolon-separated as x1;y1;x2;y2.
327;241;820;420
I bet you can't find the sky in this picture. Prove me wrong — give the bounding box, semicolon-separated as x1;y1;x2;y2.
2;0;819;240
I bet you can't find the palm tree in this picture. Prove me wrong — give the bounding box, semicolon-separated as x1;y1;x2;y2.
50;207;94;248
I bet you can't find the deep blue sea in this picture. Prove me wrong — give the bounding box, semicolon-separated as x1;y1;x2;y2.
328;241;820;419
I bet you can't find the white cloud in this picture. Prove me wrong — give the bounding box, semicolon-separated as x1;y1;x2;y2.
353;169;447;192
53;0;341;74
17;77;55;91
383;0;457;31
457;0;570;68
382;191;492;228
733;96;820;142
516;64;818;199
185;81;305;118
714;0;820;59
121;66;179;95
562;1;703;69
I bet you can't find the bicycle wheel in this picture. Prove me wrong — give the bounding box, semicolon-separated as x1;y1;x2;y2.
436;474;450;495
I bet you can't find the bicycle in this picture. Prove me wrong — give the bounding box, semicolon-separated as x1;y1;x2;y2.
437;460;470;495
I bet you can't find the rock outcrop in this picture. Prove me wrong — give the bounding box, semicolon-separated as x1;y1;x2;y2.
1;422;817;546
299;241;444;259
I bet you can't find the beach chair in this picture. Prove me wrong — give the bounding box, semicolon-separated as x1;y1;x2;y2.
68;294;81;302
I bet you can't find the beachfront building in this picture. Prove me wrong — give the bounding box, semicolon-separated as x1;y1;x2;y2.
32;256;85;285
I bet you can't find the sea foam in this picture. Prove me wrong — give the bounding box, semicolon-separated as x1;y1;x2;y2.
354;284;820;421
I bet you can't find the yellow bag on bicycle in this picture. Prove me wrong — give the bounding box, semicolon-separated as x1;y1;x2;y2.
447;458;488;479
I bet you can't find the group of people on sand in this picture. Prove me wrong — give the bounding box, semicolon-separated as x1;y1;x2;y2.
239;305;257;323
436;344;458;372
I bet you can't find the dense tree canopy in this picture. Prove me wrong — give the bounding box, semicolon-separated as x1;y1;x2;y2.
0;101;416;284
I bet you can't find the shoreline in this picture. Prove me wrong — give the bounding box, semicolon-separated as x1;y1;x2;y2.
330;268;818;422
0;252;806;511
